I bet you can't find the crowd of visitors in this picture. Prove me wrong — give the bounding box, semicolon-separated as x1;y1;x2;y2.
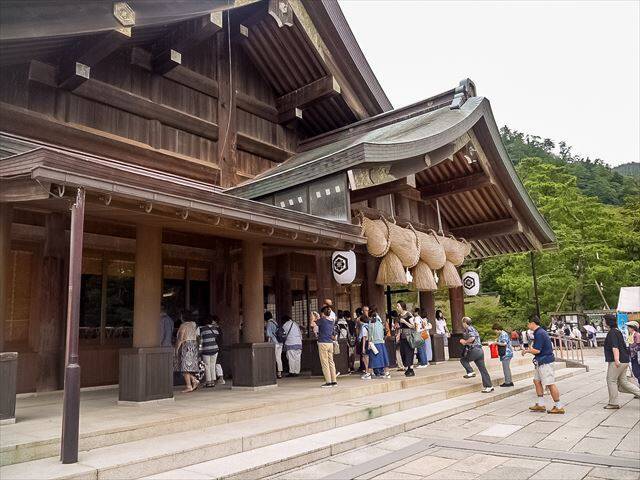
162;299;640;415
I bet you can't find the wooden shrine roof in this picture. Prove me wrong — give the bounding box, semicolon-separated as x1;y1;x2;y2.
226;80;557;258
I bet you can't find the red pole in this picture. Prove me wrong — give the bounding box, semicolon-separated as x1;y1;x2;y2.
60;187;85;464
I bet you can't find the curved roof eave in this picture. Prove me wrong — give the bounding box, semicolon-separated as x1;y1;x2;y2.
227;97;487;198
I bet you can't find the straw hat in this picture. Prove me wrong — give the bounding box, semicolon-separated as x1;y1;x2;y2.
626;321;639;330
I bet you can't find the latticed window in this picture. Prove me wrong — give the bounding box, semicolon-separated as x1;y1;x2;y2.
5;250;33;344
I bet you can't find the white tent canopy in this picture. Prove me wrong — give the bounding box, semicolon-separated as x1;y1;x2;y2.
617;286;640;312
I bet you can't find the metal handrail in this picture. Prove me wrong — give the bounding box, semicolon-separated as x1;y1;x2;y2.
549;333;585;365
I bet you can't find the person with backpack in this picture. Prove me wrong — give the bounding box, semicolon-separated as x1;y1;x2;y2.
264;311;283;379
397;301;416;377
198;315;221;388
603;315;640;409
281;315;302;377
493;323;514;387
359;315;371;379
368;307;391;378
336;311;355;372
584;322;598;348
460;317;494;393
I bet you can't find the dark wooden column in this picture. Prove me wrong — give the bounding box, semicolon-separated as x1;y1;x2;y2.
364;255;385;313
242;240;264;343
37;213;66;392
419;291;436;329
0;204;12;352
119;225;172;402
0;204;18;424
448;286;465;358
217;22;237;188
234;240;275;388
211;243;240;345
315;251;334;304
274;253;292;319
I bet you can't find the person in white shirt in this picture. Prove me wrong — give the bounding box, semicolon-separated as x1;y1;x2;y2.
435;309;449;348
584;322;598;348
281;316;303;376
571;324;583;349
414;308;433;367
324;298;337;321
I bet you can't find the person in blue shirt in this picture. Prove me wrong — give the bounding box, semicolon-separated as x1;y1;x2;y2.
310;306;338;388
523;315;564;414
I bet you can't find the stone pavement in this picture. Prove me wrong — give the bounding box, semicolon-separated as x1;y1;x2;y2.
274;358;640;480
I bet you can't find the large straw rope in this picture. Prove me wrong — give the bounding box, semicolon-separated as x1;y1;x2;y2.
439;235;471;267
440;260;463;288
360;216;390;258
384;217;421;268
416;229;446;270
411;261;437;291
376;251;407;285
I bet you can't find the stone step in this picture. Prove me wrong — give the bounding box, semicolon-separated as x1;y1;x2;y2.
0;365;584;480
1;355;534;466
142;368;585;480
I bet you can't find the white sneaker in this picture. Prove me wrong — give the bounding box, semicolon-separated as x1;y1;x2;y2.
361;373;372;380
383;372;391;379
463;372;476;378
482;387;495;393
416;364;428;369
217;378;226;385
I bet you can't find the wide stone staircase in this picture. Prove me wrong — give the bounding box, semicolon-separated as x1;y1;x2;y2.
0;358;588;480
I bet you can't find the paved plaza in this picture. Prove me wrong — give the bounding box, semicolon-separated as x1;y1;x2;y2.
272;358;640;480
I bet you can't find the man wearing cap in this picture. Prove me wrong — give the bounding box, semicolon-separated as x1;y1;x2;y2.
523;315;564;414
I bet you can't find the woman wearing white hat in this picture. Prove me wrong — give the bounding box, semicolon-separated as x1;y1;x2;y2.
626;320;640;385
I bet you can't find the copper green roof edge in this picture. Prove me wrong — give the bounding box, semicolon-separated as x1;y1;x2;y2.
479;102;557;246
226;98;486;199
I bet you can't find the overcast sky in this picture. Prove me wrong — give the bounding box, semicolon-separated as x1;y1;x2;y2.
339;1;639;167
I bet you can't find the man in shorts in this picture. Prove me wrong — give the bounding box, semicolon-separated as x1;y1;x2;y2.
523;315;564;414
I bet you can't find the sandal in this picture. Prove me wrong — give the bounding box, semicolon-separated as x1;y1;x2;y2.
181;388;194;393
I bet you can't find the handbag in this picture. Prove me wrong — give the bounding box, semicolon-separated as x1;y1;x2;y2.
461;344;471;359
497;344;507;357
369;343;379;355
333;340;341;355
408;331;425;349
420;330;430;341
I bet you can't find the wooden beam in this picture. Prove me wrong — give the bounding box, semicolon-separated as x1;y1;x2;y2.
153;49;182;75
172;12;224;53
71;77;219;142
237;133;293;163
277;108;303;128
0;102;221;184
130;47;219;98
59;29;131;89
420;172;491;200
29;60;219;142
275;75;340;114
448;218;521;240
236;90;278;123
350;177;419;204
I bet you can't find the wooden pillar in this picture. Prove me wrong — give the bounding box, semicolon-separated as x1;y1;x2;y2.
448;286;465;359
364;255;385;314
233;240;275;388
419;291;436;329
217;22;237;188
315;251;334;304
133;225;162;348
211;245;240;346
119;224;172;403
37;213;66;391
242;240;263;343
0;204;12;352
274;253;292;320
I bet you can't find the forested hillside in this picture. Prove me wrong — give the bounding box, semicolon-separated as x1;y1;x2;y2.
614;162;640;178
461;128;640;336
